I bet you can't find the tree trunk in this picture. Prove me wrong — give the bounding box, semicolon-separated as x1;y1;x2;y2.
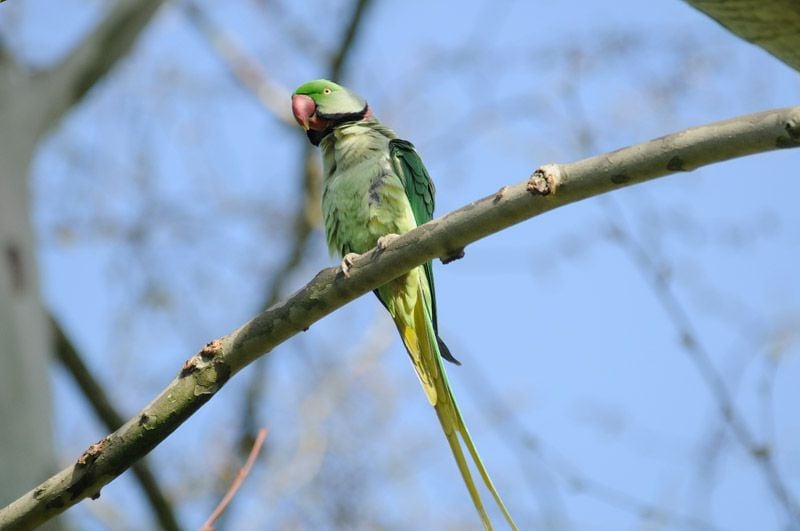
0;3;165;525
0;61;58;529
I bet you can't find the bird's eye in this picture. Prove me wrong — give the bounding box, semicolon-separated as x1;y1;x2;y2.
323;88;332;94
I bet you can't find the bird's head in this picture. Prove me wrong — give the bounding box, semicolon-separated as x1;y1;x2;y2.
292;79;370;145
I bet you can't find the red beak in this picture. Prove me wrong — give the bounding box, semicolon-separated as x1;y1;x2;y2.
292;94;316;130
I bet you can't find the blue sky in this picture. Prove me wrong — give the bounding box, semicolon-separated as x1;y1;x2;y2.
2;0;799;529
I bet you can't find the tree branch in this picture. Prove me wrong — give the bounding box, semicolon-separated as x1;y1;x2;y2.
181;2;372;522
200;428;268;531
33;0;166;137
0;33;19;73
329;0;373;80
236;0;373;453
182;2;295;126
462;350;723;530
51;317;181;531
605;214;800;522
1;106;797;529
687;0;800;72
564;84;799;522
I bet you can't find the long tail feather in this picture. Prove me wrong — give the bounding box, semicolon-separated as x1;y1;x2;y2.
390;278;517;530
455;411;517;529
437;411;492;530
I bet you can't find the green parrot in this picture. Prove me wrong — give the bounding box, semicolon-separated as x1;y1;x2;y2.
291;79;516;530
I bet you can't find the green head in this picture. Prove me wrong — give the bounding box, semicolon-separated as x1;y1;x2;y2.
291;79;370;145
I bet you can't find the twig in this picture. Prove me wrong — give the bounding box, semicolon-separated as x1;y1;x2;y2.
1;106;797;529
227;0;373;500
566;83;799;524
460;345;722;531
269;316;392;495
237;0;374;459
329;0;373;80
238;144;320;444
200;428;268;531
604;211;800;524
183;1;373;524
34;0;166;138
183;1;374;524
182;2;295;126
51;316;182;531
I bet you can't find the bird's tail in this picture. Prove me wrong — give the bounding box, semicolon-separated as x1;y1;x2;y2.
393;281;517;531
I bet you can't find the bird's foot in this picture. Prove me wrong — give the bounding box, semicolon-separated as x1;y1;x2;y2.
341;252;360;278
376;233;400;253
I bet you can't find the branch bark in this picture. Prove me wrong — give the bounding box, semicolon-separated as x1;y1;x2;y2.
1;106;798;529
687;0;800;72
52;318;181;531
0;34;19;73
0;2;168;528
32;0;166;138
181;1;373;523
236;0;373;454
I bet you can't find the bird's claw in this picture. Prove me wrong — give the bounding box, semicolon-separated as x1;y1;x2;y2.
341;252;360;278
376;233;400;252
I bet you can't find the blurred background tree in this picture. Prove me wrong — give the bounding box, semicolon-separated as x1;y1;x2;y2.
0;1;798;529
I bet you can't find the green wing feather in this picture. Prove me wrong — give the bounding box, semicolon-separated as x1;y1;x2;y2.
380;139;515;529
389;139;460;365
389;140;436;315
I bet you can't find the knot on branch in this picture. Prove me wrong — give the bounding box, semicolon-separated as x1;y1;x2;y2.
77;436;112;467
527;164;561;195
440;247;466;264
777;113;800;148
181;339;224;377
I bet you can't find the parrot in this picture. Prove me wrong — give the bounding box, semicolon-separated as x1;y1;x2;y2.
291;79;516;530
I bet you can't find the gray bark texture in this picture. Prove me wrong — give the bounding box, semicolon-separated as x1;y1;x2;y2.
0;58;55;519
1;105;797;530
0;0;165;523
687;0;800;71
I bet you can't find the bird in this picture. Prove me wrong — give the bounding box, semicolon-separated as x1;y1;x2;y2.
291;79;516;530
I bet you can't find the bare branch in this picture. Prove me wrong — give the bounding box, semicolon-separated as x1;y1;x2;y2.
182;0;372;125
329;0;373;80
220;0;374;492
182;3;295;126
33;0;166;137
0;33;19;73
687;0;800;72
605;218;800;522
268;316;392;495
459;340;722;530
181;2;373;521
563;80;799;523
237;0;374;450
0;106;797;529
51;317;181;531
234;147;320;450
200;428;268;531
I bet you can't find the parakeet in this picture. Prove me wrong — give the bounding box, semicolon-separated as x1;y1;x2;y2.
292;79;516;530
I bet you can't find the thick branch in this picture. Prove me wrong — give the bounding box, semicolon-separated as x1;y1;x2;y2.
33;0;166;137
1;106;798;529
0;34;18;73
238;0;372;447
51;318;181;531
